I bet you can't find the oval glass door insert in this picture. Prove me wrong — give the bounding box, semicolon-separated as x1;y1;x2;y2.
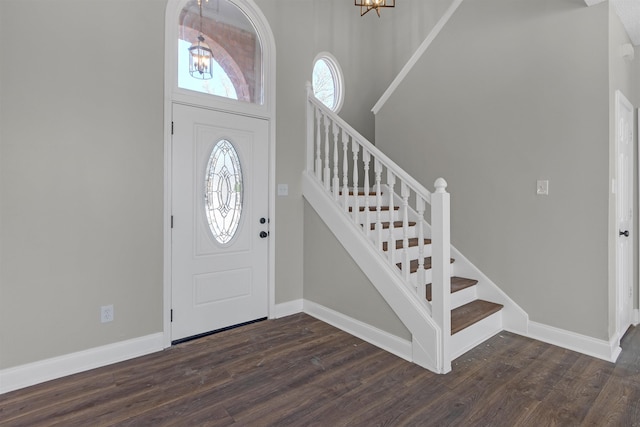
205;139;243;244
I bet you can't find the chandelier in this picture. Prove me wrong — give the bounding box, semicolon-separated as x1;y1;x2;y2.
189;0;213;79
355;0;395;17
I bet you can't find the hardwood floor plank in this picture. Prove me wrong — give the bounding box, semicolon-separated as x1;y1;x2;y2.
2;314;640;426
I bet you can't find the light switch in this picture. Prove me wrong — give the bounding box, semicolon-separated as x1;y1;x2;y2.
536;180;549;196
277;184;289;196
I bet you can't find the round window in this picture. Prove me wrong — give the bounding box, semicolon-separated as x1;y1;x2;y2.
312;53;344;112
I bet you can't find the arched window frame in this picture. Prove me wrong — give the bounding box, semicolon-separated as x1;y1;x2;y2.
312;52;345;113
166;0;275;119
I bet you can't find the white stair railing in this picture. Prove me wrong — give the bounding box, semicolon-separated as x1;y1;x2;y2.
305;84;452;369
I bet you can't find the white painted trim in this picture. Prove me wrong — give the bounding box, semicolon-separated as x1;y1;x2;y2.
163;0;277;344
634;308;640;326
273;299;304;318
303;300;413;363
584;0;606;6
371;0;464;115
0;333;164;395
527;321;621;363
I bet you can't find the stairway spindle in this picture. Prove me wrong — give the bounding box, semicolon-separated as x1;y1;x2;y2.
401;182;410;281
387;171;396;266
363;149;371;235
416;196;426;298
352;142;360;226
323;114;331;191
332;122;340;200
374;160;383;249
341;130;349;212
314;107;322;180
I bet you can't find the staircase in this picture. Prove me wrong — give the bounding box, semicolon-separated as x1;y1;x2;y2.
303;85;528;373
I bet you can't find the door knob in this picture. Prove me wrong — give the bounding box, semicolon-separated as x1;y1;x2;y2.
619;230;630;237
259;231;269;238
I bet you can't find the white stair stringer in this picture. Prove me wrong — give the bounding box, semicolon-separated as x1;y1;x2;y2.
303;172;445;373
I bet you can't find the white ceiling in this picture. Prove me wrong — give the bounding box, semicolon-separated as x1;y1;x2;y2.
589;0;640;45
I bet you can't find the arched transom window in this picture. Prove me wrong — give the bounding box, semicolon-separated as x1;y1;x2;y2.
178;0;264;105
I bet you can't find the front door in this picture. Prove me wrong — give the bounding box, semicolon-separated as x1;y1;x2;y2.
615;90;634;338
171;103;269;342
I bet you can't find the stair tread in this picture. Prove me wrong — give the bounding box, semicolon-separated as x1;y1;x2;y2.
349;206;400;212
396;257;454;273
383;238;432;251
451;300;503;335
340;191;379;196
426;277;478;301
369;221;416;230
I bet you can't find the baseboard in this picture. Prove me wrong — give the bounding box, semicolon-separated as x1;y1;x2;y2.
272;299;304;319
527;321;621;363
0;333;164;394
303;299;412;362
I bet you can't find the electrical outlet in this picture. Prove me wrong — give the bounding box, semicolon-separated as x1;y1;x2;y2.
101;305;114;323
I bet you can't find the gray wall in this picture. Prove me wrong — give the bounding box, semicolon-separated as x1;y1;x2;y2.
303;202;410;340
376;0;612;339
0;0;167;368
0;0;440;370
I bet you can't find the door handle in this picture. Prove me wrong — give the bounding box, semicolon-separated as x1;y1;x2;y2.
619;230;630;237
259;231;269;238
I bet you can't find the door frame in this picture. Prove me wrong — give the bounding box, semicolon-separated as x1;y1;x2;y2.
163;0;276;347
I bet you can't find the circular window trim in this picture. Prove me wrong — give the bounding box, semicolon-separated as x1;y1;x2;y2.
312;52;344;113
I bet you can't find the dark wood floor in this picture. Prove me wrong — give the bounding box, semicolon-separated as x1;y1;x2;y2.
2;313;640;426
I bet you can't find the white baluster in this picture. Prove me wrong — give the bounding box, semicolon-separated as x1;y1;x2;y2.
363;149;371;235
431;178;451;373
323;114;331;191
342;130;349;212
401;182;410;281
315;107;322;180
416;196;426;299
374;160;383;249
352;142;360;226
332;122;340;200
387;171;396;266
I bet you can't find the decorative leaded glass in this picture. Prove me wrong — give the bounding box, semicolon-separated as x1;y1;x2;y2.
205;140;243;244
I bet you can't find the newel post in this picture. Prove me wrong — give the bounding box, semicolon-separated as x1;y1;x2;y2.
431;177;451;373
305;82;314;174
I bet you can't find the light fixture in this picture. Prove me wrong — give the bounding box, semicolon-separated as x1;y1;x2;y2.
189;0;213;80
355;0;395;17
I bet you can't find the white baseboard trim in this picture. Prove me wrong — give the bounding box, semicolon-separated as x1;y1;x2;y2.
527;321;621;363
633;309;639;326
0;333;164;394
303;299;412;362
272;299;304;319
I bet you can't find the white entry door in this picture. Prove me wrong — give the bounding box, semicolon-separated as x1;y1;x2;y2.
171;103;269;342
615;90;634;338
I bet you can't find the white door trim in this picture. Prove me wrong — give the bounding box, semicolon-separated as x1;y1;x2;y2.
163;0;276;347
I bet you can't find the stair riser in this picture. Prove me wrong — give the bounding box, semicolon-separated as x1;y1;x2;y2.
450;311;502;360
354;211;399;223
384;244;432;260
450;285;477;310
346;195;390;206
